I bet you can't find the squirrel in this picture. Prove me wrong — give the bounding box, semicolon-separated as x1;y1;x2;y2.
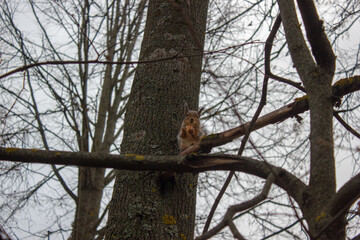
177;103;205;152
160;103;205;185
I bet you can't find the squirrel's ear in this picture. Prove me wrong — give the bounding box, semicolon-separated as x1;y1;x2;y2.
198;107;204;116
184;102;189;114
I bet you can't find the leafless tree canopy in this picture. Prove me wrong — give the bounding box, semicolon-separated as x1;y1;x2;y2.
0;0;359;239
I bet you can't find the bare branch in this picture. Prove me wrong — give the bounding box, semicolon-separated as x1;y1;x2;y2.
196;173;275;240
182;75;360;155
268;73;305;93
296;0;336;71
277;0;316;83
334;112;360;139
288;195;311;237
264;14;305;93
328;172;360;218
26;70;78;203
352;233;360;240
0;43;262;81
203;15;284;234
228;220;246;240
202;171;234;233
0;149;307;206
51;164;78;202
0;224;12;240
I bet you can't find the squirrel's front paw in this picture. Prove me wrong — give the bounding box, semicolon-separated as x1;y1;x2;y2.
186;125;199;137
186;125;194;135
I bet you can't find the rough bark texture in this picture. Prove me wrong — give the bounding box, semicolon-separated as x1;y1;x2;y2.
73;167;105;239
277;0;344;239
105;0;209;239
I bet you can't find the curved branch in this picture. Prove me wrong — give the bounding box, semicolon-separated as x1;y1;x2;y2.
296;0;336;70
328;172;360;217
264;15;305;93
334;112;360;139
311;173;360;239
188;154;307;205
51;164;78;203
264;15;282;76
196;173;275;240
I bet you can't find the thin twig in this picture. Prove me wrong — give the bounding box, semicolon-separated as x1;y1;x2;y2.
196;173;275;240
288;195;311;237
333;111;360;139
0;43;261;80
51;0;101;58
268;73;305;92
1;71;26;139
264;16;306;92
202;170;234;233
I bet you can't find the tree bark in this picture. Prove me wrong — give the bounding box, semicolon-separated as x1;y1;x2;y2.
105;0;209;239
73;168;105;240
277;0;344;239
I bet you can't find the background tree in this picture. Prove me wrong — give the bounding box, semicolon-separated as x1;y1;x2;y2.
0;1;146;239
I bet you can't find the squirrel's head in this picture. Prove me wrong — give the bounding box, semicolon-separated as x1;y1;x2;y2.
183;103;203;127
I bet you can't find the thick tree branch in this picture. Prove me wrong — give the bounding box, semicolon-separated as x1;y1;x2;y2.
296;0;336;71
328;172;360;217
277;0;316;84
181;75;360;155
332;75;360;97
183;99;308;155
228;221;245;240
0;148;306;204
188;154;306;205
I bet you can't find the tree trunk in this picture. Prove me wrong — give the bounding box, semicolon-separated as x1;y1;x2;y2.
73;167;105;240
277;0;344;238
105;0;209;239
